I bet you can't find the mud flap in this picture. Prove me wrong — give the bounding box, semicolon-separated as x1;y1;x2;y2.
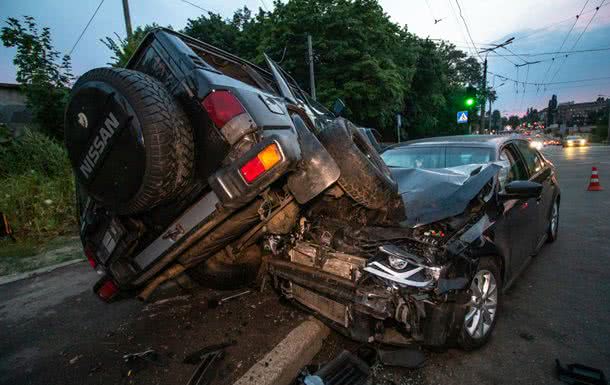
287;114;340;204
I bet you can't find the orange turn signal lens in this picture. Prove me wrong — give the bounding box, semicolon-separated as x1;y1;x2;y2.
257;143;282;169
240;144;282;183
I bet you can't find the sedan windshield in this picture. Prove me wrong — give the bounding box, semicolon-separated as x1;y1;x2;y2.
381;146;494;169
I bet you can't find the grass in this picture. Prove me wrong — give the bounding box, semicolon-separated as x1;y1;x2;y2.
0;128;80;275
0;236;83;276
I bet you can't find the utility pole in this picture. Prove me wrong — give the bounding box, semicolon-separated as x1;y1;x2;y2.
307;34;316;100
478;37;514;133
480;56;488;133
122;0;133;38
488;95;493;132
487;78;505;132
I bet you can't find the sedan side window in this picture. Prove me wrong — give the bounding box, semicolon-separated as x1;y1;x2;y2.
515;141;544;176
498;145;528;190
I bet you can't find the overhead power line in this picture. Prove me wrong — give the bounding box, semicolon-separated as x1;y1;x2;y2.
454;0;483;61
68;0;105;57
532;0;607;111
548;0;607;84
488;72;610;86
538;0;590;86
514;1;610;42
177;0;215;14
485;47;610;57
259;0;270;12
446;0;478;59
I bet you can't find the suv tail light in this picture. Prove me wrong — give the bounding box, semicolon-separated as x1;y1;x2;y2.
240;143;282;183
84;245;97;269
96;279;118;302
202;90;247;129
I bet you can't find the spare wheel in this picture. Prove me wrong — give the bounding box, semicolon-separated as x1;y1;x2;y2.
64;68;194;214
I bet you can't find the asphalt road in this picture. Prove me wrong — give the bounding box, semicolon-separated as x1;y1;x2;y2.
1;144;609;385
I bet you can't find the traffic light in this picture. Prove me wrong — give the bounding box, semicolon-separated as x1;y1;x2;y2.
464;86;477;109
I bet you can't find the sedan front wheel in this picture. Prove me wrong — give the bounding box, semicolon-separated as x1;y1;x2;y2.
458;257;502;350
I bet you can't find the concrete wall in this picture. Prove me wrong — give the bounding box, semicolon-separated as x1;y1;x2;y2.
0;86;27;106
0;86;32;128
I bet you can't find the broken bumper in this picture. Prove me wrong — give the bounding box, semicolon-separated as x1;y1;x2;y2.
268;245;470;346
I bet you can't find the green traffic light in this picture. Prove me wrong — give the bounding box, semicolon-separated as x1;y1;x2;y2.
465;98;475;107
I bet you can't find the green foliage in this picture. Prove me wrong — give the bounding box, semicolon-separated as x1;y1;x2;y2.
0;129;76;240
178;0;482;140
0;129;71;177
101;24;168;67
1;16;73;139
184;13;242;53
508;115;520;128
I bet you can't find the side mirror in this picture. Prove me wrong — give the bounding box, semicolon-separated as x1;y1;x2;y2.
499;180;542;200
332;98;346;116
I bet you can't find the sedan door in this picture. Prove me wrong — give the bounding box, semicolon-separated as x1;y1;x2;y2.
497;143;539;281
514;141;554;249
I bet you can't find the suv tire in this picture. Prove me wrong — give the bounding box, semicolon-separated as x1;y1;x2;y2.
318;118;397;210
65;68;194;214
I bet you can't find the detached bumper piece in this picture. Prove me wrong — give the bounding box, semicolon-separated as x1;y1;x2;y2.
302;350;370;385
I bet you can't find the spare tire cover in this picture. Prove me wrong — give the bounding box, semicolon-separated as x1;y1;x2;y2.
65;79;146;210
65;68;194;214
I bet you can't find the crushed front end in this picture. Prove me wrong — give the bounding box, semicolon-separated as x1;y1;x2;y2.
267;191;496;347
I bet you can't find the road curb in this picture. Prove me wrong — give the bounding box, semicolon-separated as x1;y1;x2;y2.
0;259;85;286
232;318;330;385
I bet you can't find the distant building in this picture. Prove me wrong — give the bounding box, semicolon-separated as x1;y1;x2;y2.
540;96;607;132
557;98;607;127
0;83;32;132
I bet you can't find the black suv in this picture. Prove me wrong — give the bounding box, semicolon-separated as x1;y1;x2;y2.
65;28;350;300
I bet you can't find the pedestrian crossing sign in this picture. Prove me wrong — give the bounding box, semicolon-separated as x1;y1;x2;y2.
457;111;469;124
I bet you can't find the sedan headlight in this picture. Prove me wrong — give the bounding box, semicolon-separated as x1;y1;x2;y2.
580;139;586;145
388;255;409;270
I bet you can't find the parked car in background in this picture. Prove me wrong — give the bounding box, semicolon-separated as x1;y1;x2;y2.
543;137;561;146
563;135;588;147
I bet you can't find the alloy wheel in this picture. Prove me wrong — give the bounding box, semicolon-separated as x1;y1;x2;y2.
550;201;559;237
464;269;498;339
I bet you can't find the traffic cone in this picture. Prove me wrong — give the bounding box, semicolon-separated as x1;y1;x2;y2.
587;167;603;191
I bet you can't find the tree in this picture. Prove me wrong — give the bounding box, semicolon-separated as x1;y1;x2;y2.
1;16;73;138
508;115;520;129
101;24;167;67
183;13;241;53
177;1;483;140
491;109;501;130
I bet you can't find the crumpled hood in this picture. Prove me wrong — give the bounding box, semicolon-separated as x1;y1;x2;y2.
390;163;503;227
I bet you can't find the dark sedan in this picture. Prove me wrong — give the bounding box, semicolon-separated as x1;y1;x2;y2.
375;135;561;348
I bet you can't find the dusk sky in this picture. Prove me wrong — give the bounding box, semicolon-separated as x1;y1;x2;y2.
1;0;609;117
